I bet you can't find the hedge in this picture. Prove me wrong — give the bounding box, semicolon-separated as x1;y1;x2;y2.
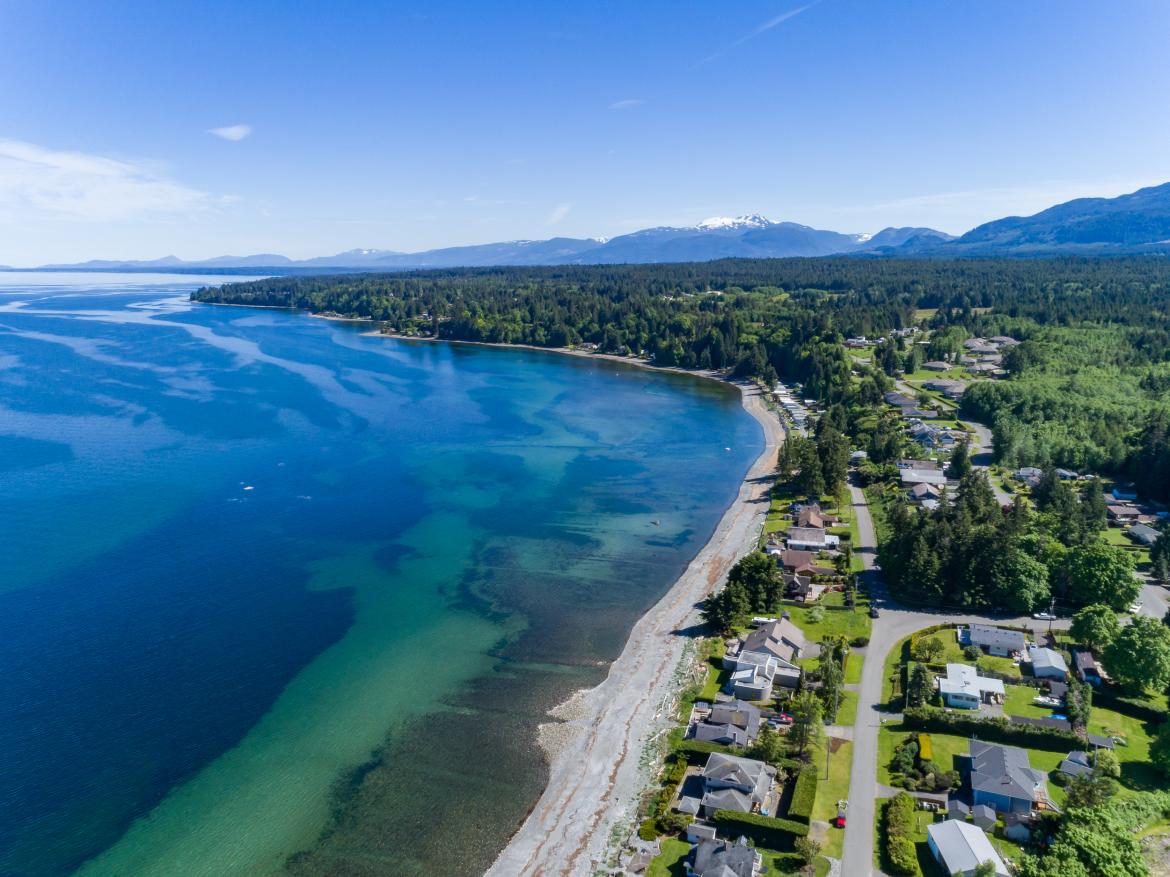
901;706;1081;750
1093;686;1168;724
786;766;818;823
712;810;809;849
883;793;920;876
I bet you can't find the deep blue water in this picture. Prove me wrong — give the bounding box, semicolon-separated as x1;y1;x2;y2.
0;274;763;876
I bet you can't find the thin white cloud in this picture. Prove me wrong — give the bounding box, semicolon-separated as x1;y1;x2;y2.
609;99;645;110
210;124;252;141
703;3;816;62
546;203;572;225
0;139;214;221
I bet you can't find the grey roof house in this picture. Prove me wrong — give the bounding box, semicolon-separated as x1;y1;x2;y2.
927;820;1009;877
1029;646;1069;680
687;836;760;877
1127;523;1161;546
966;624;1027;657
699;753;775;818
1058;750;1094;778
692;700;762;747
966;741;1050;814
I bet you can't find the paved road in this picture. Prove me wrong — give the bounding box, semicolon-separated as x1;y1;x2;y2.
838;482;1069;877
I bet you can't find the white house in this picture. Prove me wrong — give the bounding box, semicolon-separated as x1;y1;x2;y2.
927;820;1009;877
1029;646;1069;681
786;527;839;551
900;468;948;487
938;663;1005;709
967;624;1027;657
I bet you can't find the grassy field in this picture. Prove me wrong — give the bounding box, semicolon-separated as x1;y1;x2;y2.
647;838;690;877
786;591;872;644
921;630;1021;677
1087;704;1162;793
1100;524;1152;568
811;737;854;859
877;725;975;786
1002;683;1056;720
881;633;914;708
696;639;728;702
834;689;859;727
844;651;864;684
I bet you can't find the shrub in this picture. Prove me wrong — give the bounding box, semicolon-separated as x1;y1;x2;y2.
963;645;983;661
917;733;933;762
1050;769;1070;787
655;810;692;833
712;810;809;849
638;817;658;841
901;706;1081;750
851;635;870;647
787;766;818;823
884;792;920;876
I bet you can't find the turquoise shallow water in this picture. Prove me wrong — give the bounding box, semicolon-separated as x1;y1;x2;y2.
0;273;762;877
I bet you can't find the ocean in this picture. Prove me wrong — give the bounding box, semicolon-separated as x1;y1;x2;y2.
0;273;763;876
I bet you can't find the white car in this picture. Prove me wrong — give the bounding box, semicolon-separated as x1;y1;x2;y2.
1032;611;1057;621
1128;603;1143;614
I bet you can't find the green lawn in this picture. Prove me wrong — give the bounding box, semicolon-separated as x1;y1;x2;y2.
834;689;859;727
881;633;914;709
647;838;690;877
1100;524;1152;568
844;651;864;684
1087;704;1162;793
1002;683;1057;720
921;630;1021;677
812;737;854;859
786;591;872;644
878;725;975;787
697;639;728;702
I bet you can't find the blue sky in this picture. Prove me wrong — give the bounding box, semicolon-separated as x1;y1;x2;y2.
2;0;1169;263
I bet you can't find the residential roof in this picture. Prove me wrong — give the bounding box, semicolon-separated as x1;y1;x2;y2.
1087;733;1115;750
694;723;750;747
1058;751;1093;778
899;459;942;470
910;482;942;499
969;741;1048;805
900;468;948;486
700;786;753;814
692;837;757;877
1030;647;1069;674
1128;523;1161;545
947;799;971;818
677;796;701;815
939;663;1005;699
927;819;1010;877
1107;504;1140;517
1073;650;1098;673
969;624;1027;652
702;752;773;799
741;618;807;663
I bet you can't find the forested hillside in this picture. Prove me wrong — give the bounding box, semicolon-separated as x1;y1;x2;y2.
195;257;1170;498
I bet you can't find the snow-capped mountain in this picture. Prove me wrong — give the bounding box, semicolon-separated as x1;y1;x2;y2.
695;214;774;231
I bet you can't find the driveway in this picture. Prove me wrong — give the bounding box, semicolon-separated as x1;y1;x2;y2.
838;482;1068;877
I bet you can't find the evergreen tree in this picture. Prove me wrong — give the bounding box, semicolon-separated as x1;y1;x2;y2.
948;439;972;480
906;662;934;707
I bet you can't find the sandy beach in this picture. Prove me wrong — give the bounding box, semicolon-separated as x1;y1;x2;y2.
484;382;783;877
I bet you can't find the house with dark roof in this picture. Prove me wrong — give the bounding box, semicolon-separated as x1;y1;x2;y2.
1127;523;1161;546
687;836;760;877
1058;750;1094;778
691;701;761;748
1107;504;1140;524
908;481;943;503
778;549;835;577
699;753;775;818
965;741;1050;814
1073;650;1102;685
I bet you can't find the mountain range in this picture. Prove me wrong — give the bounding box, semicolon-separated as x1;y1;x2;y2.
24;181;1170;272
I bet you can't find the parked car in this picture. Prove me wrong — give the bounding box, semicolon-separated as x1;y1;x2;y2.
835;800;848;828
1032;611;1057;621
773;712;794;725
1128;602;1143;614
869;606;880;618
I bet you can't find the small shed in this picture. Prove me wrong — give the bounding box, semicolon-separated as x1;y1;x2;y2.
972;804;997;830
947;799;971;821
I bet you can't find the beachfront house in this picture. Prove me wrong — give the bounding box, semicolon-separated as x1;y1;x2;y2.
723;618;806;694
785;527;838;551
1028;646;1069;681
964;741;1050;813
927;821;1010;877
691;700;761;747
778;549;834;577
687;836;760;877
698;753;775;818
966;624;1027;657
937;663;1005;709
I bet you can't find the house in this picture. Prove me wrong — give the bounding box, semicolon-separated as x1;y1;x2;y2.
725;655;781;701
885;391;917;408
938;663;1005;709
900;468;948;487
990;335;1020;347
923;360;952;371
850;449;868;462
692;700;761;747
1112;486;1139;501
908;482;943;503
1073;650;1102;685
1058;750;1094;778
699;753;775;818
779;549;835;577
739;617;807;662
1107;504;1141;524
927;820;1010;877
966;741;1050;814
1015;467;1044;488
685;822;717;843
786;527;839;551
1055;468;1079;480
797;505;837;529
967;624;1027;657
687;836;760;877
724;618;806;694
899;458;942;470
1029;646;1069;681
923;378;968;399
1127;523;1161;546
